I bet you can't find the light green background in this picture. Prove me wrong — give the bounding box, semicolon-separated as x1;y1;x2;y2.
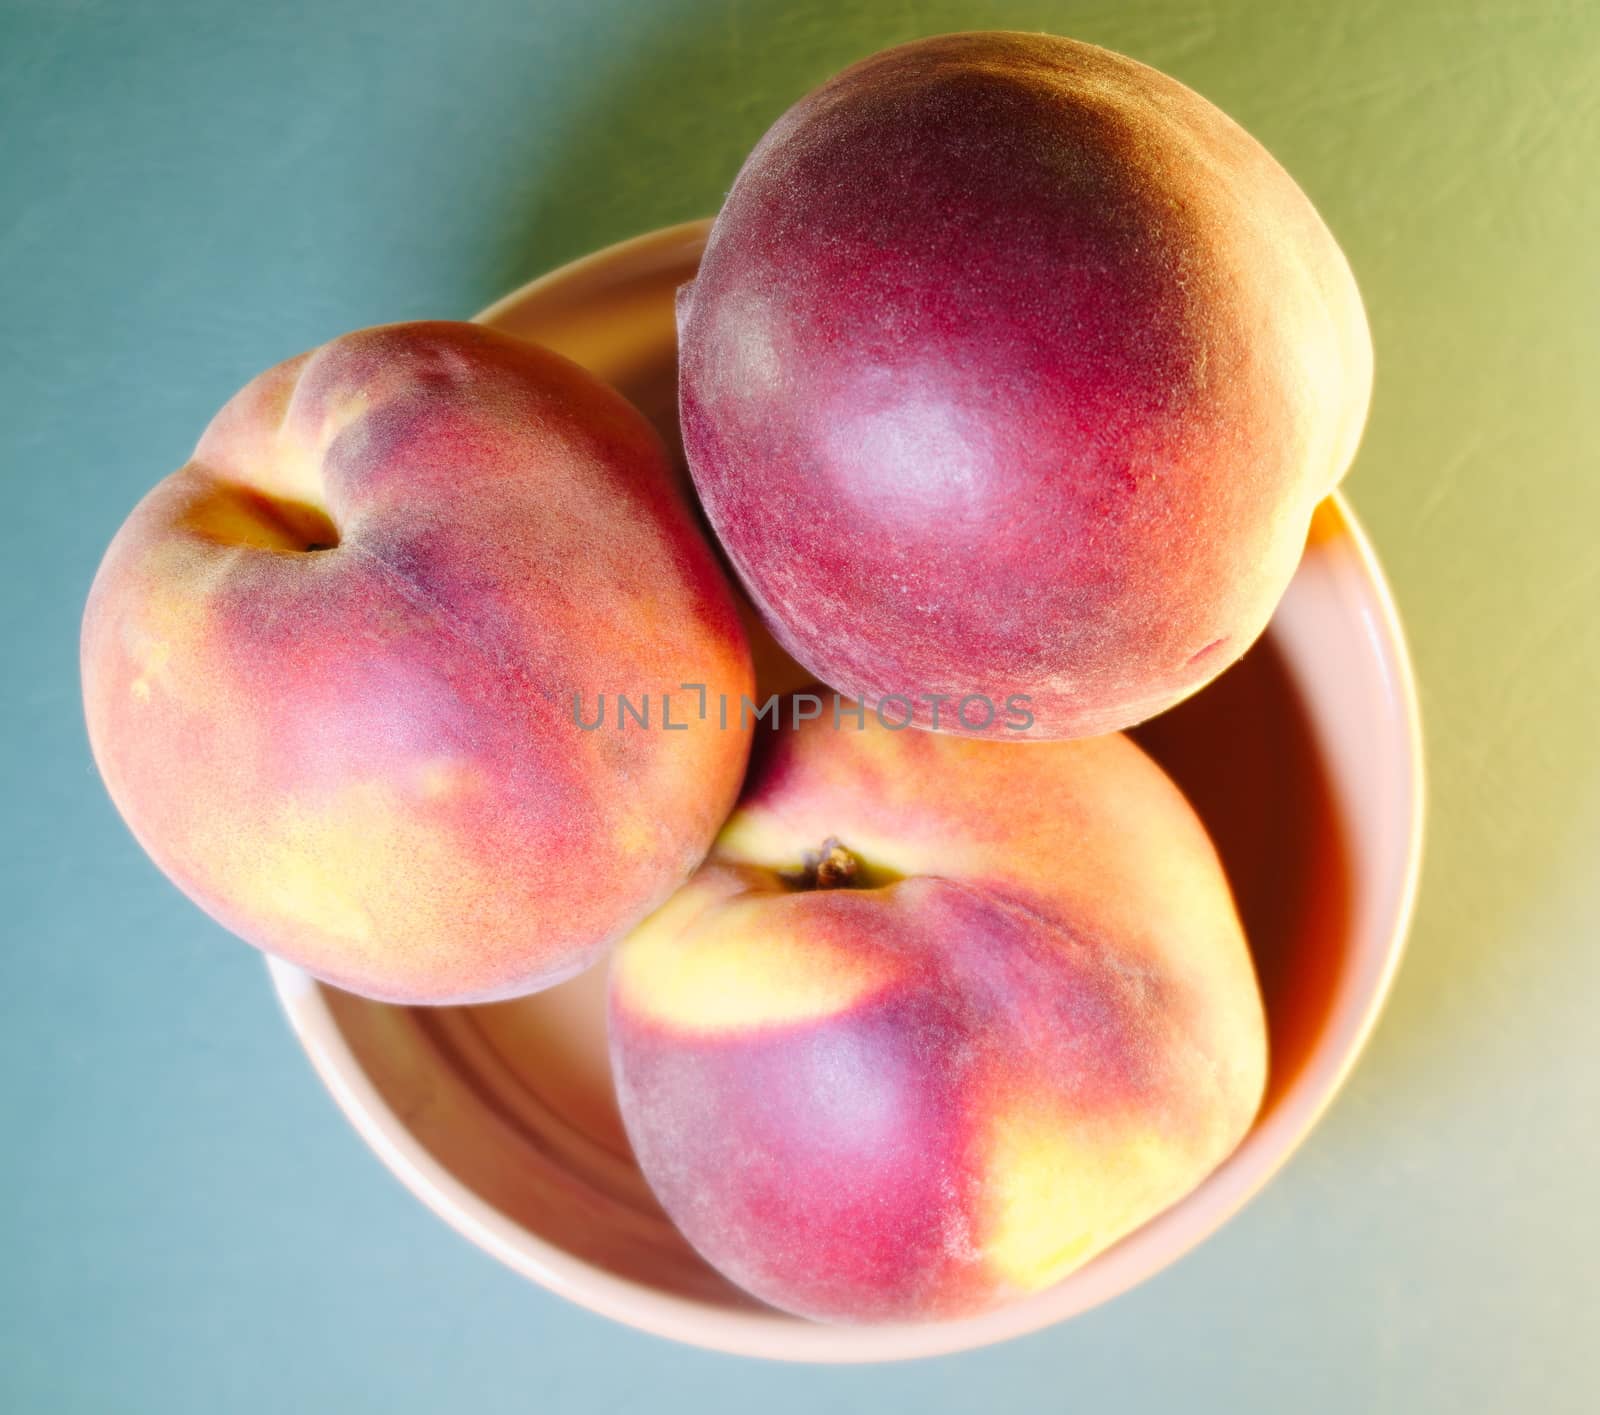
4;2;1596;1410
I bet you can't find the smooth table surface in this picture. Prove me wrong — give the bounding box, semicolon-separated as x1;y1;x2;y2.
3;2;1596;1411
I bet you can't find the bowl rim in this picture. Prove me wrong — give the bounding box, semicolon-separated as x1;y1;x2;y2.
270;220;1426;1364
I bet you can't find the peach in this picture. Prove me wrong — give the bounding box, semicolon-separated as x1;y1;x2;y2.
609;705;1267;1322
678;32;1373;738
82;321;753;1004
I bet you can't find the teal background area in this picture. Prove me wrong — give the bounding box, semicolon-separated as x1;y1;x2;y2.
4;1;1597;1410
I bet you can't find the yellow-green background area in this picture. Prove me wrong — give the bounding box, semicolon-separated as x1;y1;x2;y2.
3;2;1595;1410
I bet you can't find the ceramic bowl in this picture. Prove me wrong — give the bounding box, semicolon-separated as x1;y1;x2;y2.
269;220;1424;1362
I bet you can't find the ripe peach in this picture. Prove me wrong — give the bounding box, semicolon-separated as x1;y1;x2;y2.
82;322;753;1003
608;706;1267;1322
678;32;1372;739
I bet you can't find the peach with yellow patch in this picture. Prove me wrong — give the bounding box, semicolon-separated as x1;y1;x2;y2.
609;709;1265;1322
83;321;753;1003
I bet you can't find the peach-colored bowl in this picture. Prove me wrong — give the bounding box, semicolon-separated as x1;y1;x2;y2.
268;220;1424;1363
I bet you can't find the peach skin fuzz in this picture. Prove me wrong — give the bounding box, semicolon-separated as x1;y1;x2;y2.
609;706;1267;1322
83;321;753;1003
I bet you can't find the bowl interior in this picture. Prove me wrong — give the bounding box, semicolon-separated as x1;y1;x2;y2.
270;221;1422;1362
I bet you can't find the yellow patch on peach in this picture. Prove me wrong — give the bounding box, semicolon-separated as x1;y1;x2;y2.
129;639;169;704
317;388;371;446
980;1099;1188;1291
120;570;210;707
191;765;552;1000
612;808;662;860
274;388;368;505
210;782;420;949
614;886;898;1034
413;757;478;801
714;809;928;886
